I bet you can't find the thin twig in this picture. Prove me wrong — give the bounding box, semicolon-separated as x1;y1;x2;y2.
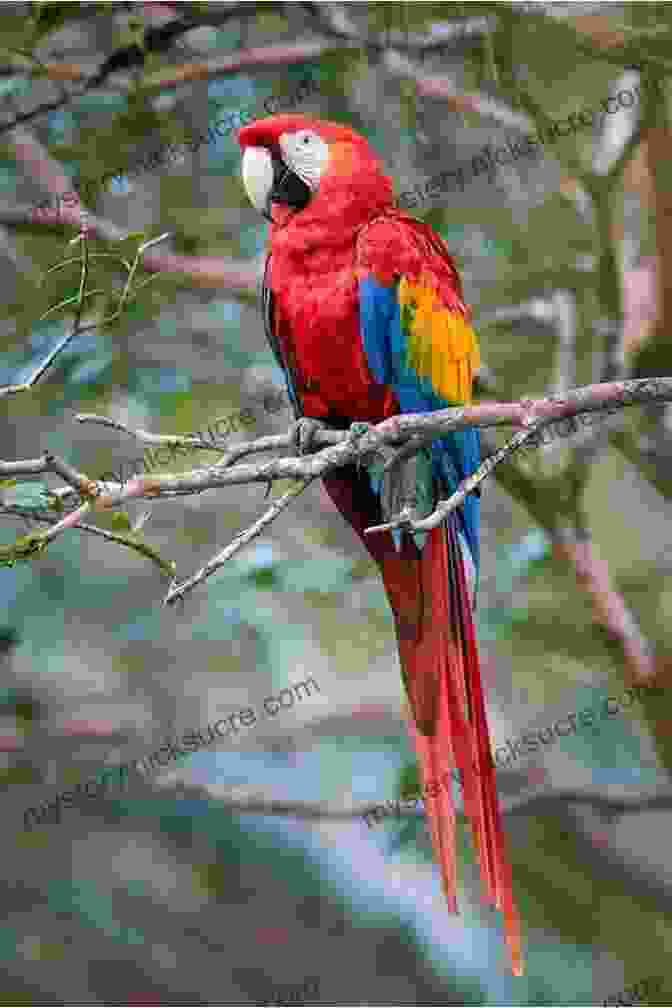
75;412;253;453
73;522;175;577
0;195;90;398
164;477;313;605
40;500;91;544
0;327;78;397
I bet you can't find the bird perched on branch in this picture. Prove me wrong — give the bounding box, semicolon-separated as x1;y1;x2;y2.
238;114;523;976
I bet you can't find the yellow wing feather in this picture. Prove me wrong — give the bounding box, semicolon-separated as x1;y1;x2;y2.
398;276;480;405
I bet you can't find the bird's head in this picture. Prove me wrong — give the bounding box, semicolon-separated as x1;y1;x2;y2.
237;114;393;229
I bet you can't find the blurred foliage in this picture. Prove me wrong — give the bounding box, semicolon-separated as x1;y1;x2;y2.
0;3;670;1005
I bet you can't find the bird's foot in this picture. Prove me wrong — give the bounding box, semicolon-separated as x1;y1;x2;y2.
346;422;376;473
288;417;328;455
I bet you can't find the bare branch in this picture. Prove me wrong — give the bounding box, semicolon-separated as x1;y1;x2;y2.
40;500;92;544
0;4;261;136
163;477;313;606
554;537;656;685
7;379;672;502
73;522;175;577
0;204;90;398
3;378;671;585
384;51;533;132
303;5;496;53
5;128;259;293
142;41;329;92
74;411;338;461
363;377;672;534
0;199;259;294
75;412;248;454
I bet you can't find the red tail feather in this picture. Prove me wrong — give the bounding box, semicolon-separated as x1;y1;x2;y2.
322;470;523;976
398;522;524;977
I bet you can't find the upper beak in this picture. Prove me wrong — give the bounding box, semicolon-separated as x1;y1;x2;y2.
242;147;273;218
241;146;311;221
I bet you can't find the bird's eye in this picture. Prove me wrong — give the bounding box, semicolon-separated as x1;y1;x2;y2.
301;135;311;145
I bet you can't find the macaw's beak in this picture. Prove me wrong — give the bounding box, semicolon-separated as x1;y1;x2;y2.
241;146;311;222
269;151;311;214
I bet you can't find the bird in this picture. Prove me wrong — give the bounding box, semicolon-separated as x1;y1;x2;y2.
237;114;523;976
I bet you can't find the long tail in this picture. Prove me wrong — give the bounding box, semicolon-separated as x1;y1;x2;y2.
323;468;523;977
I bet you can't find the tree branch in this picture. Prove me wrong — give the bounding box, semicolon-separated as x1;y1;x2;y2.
384;50;533;132
364;377;672;535
3;377;671;596
0;4;260;136
163;477;314;605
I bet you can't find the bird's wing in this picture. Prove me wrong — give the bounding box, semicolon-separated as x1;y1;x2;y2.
355;211;481;566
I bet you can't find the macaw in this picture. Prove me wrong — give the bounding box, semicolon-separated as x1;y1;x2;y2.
238;114;523;976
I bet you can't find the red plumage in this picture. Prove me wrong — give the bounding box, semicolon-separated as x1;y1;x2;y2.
324;468;523;976
238;115;523;976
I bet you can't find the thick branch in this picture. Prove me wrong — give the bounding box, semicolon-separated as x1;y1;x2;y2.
3;378;671;594
554;538;656;685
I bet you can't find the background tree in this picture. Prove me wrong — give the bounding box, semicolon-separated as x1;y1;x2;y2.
0;3;671;1003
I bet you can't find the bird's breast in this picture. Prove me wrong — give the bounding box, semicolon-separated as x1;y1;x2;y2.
273;262;398;423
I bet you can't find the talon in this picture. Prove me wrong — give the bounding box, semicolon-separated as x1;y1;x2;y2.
289;417;327;455
347;422;374;473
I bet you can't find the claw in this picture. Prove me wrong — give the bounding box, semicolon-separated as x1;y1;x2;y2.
383;436;425;474
289;417;327;455
346;422;374;474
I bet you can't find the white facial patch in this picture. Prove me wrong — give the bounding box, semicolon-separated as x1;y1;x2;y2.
278;129;329;192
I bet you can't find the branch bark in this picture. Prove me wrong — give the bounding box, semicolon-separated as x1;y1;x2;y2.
2;377;671;603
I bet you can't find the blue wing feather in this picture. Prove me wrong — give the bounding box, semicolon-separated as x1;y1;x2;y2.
358;275;480;573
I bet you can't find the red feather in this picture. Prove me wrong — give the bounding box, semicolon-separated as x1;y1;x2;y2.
324;469;523;976
238;116;523;976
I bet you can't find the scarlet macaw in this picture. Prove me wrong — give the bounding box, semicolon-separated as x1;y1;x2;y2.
238;114;523;976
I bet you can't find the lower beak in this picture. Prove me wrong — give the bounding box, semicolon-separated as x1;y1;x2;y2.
265;153;311;218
